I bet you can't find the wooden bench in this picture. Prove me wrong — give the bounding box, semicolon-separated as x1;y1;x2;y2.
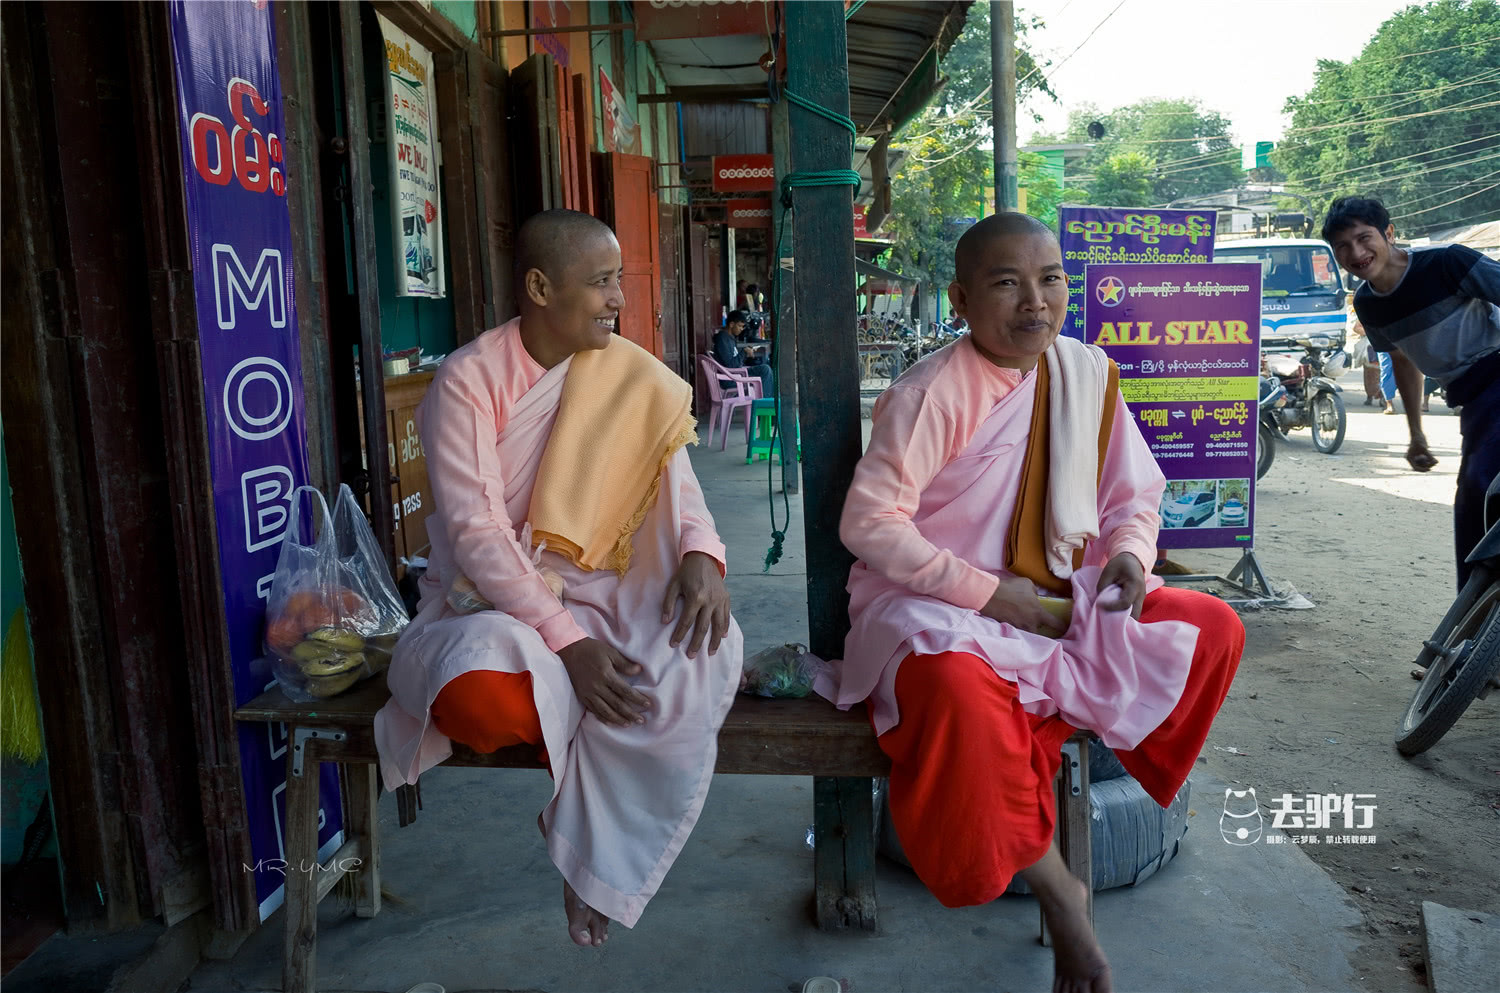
234;674;1094;993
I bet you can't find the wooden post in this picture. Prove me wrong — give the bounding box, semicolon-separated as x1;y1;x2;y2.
345;763;382;918
771;96;799;494
283;740;320;993
785;0;875;932
337;2;396;567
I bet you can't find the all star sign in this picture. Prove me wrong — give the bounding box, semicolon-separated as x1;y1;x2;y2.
726;198;772;227
712;153;774;193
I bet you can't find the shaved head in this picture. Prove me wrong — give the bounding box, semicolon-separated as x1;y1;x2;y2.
513;208;617;292
954;212;1057;285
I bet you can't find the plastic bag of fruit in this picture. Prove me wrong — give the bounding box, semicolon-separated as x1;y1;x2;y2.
264;484;409;702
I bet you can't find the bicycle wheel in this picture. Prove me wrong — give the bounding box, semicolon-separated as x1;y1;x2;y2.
1395;571;1500;755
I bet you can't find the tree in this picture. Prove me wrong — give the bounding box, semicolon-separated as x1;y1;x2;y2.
1017;151;1091;229
880;5;1057;300
1275;0;1500;235
1057;98;1242;206
1088;151;1155;207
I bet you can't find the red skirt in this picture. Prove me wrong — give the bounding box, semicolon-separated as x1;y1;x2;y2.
877;585;1243;906
430;668;548;766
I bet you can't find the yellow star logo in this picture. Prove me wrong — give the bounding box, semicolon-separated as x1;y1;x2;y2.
1096;276;1125;306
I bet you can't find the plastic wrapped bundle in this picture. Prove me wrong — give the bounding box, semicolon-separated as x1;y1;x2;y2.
739;643;828;698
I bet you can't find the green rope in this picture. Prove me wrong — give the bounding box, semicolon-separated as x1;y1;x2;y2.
781;169;863;204
761;90;862;571
784;89;857;137
845;0;869;19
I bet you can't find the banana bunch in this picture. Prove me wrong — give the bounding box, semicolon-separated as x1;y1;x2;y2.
287;627;402;698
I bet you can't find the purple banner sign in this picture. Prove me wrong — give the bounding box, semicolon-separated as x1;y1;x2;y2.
1084;262;1263;550
1058;207;1216;340
169;0;343;919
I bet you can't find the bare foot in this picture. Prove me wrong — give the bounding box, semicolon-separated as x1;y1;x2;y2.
1040;874;1112;993
562;879;610;947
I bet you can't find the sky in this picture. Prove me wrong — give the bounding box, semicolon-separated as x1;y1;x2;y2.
1015;0;1418;145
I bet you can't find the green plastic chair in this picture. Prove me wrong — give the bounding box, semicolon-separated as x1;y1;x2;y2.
746;398;801;463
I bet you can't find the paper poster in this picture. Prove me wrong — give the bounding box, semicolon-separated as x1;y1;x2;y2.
378;14;446;298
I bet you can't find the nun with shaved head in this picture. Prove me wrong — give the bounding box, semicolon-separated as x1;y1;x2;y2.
376;209;743;948
819;212;1245;993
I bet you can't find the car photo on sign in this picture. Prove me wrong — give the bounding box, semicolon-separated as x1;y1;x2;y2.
1217;479;1251;528
1160;480;1219;529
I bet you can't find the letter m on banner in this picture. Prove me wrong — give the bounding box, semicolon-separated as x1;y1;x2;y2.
212;243;287;329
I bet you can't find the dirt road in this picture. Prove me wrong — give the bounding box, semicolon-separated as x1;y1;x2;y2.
1179;377;1496;992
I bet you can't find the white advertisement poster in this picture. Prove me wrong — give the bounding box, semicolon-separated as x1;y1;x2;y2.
377;14;445;298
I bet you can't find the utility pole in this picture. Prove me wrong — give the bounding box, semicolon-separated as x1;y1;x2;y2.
990;1;1018;210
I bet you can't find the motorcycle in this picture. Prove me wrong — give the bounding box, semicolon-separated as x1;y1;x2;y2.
1261;332;1348;454
1396;472;1500;755
1257;376;1288;480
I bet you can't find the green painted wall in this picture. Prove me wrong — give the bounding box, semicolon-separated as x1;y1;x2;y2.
431;0;480;41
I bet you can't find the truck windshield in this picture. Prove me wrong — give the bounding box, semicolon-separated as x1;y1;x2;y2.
1215;244;1343;298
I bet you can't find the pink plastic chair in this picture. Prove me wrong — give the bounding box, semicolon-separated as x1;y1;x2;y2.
698;355;762;451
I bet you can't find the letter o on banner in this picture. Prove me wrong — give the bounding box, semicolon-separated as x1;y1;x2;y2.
223;355;294;441
711;153;775;193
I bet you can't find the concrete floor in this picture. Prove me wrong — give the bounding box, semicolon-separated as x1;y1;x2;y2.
183;429;1375;993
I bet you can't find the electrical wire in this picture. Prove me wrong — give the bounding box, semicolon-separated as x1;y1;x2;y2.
1289;70;1500;106
1386;168;1500;209
1328;35;1499;67
1389;180;1500;219
1285;132;1500;183
1017;0;1129;90
1281;94;1500;137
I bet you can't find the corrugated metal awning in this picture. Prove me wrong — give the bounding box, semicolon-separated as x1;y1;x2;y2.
643;1;973;135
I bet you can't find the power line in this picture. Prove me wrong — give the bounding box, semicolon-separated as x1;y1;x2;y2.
1291;149;1500;199
1285;132;1500;183
1134;145;1500;209
1332;35;1499;67
1390;180;1500;219
1289;69;1500;106
903;0;1134;174
1018;0;1129;90
1282;94;1500;137
1384;169;1500;209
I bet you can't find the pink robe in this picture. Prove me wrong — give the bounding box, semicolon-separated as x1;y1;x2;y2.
374;320;744;928
818;338;1198;747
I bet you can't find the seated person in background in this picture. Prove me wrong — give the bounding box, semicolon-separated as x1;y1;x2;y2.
712;308;775;395
738;281;764;312
818;212;1244;993
375;209;743;949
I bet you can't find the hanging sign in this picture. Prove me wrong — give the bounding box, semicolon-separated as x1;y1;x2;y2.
1058;207;1216;340
631;0;769;40
167;0;343;920
599;67;640;155
1085;262;1263;550
530;1;571;67
726;198;772;227
378;14;446;298
712;153;774;193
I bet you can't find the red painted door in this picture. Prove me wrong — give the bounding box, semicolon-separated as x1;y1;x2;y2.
605;152;662;357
